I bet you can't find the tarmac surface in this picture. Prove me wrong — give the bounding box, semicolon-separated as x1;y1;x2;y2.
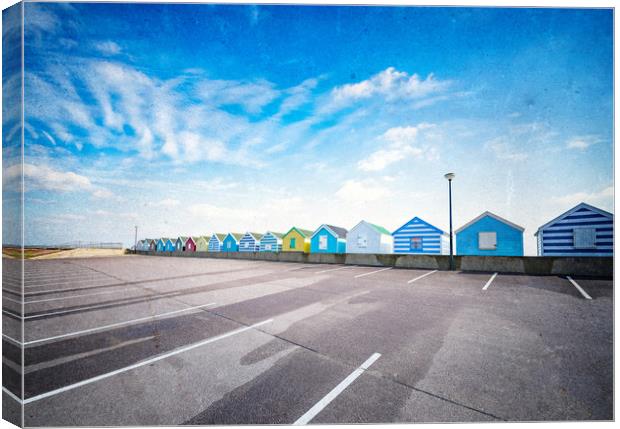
1;255;613;426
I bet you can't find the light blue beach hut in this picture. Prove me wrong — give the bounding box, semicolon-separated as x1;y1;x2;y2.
310;224;347;254
222;233;243;252
535;202;613;256
156;238;168;252
164;238;175;252
456;211;524;256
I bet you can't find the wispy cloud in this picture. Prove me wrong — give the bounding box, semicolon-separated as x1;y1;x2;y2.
552;186;613;208
566;135;603;150
94;40;121;55
335;178;393;204
357;124;437;172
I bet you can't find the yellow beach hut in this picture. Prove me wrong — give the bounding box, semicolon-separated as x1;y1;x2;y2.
195;236;210;252
282;227;313;253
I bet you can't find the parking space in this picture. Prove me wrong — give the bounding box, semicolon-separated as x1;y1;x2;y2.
1;255;612;425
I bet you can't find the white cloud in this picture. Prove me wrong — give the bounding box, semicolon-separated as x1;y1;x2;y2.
357;125;433;172
92;189;115;199
21;163;92;192
94;41;121;55
567;135;603;150
197;79;279;114
335;179;392;204
552;186;613;208
331;67;450;106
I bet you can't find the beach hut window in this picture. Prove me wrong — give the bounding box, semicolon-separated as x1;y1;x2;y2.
266;244;272;250
478;232;497;250
290;238;296;249
410;237;423;250
319;235;328;250
227;242;231;249
574;228;596;249
244;242;249;248
357;234;367;248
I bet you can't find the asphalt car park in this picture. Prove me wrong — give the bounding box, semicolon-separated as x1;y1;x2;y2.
1;255;613;426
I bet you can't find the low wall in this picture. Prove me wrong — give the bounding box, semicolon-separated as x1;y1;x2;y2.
135;251;612;277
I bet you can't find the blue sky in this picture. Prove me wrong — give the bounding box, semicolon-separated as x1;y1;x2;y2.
3;3;613;254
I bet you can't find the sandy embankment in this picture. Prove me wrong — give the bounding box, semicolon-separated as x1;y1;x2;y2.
31;248;126;259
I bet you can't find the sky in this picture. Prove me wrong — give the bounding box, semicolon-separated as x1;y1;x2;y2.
2;2;614;254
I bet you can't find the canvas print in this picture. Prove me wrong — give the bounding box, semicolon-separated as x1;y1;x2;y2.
1;1;613;427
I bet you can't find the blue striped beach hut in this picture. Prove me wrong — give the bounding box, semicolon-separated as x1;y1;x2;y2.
392;216;449;254
535;202;613;256
239;232;263;252
208;234;227;252
259;232;283;252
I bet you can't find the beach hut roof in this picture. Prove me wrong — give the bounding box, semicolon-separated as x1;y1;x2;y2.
364;221;392;235
265;231;284;239
284;227;313;238
455;211;524;234
312;224;348;239
178;236;189;241
247;232;264;240
212;233;227;241
226;233;244;240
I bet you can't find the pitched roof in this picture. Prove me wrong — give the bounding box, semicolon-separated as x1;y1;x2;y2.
159;237;170;242
455;211;524;234
534;202;614;236
392;216;446;235
178;236;189;242
367;222;391;235
226;233;244;241
196;235;210;243
212;233;227;241
247;232;264;240
284;227;314;238
312;224;348;239
264;231;284;239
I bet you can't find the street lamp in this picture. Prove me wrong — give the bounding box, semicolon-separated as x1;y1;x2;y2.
444;173;455;270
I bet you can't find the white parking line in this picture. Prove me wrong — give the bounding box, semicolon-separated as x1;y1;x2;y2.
24;289;133;304
2;387;22;404
315;266;353;274
2;334;23;347
567;276;592;300
23;302;217;346
482;273;498;291
407;270;437;284
12;319;273;405
293;352;381;425
354;267;392;278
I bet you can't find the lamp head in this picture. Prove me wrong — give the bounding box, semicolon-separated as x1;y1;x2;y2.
444;172;455;181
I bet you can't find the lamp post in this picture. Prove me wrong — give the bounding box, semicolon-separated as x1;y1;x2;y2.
444;173;455;270
134;225;138;253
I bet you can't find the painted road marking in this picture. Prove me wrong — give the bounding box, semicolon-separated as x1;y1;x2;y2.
567;276;592;300
2;334;23;347
21;291;184;320
407;270;438;284
22;302;218;346
294;352;381;425
354;267;392;278
482;273;498;291
2;387;22;404
315;266;354;274
24;289;130;304
11;319;273;405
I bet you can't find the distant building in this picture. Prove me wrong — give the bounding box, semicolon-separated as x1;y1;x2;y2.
156;238;167;252
175;236;188;252
535;202;613;256
456;211;524;256
222;233;243;252
208;233;227;252
282;227;313;253
346;221;393;254
259;232;283;252
185;237;197;252
164;238;175;252
149;239;157;252
195;236;210;252
310;224;347;254
239;232;263;252
392;216;448;254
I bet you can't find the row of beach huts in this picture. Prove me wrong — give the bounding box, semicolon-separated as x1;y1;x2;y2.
136;202;613;257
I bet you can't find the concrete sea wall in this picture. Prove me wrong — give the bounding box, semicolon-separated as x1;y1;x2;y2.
135;251;612;277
